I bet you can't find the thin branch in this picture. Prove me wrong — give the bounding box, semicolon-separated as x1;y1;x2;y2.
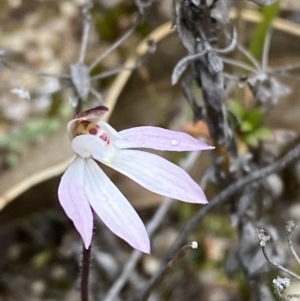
219;56;258;74
92;67;127;81
269;63;300;72
91;65;141;81
262;29;272;72
212;27;237;54
79;3;92;64
2;61;70;79
172;48;207;85
75;97;83;115
90;86;103;103
158;141;300;269
89;14;141;72
103;200;173;301
91;39;155;81
236;42;262;72
261;246;300;281
287;232;300;266
286;222;300;266
222;72;240;81
268;70;300;82
103;250;141;301
140;241;199;301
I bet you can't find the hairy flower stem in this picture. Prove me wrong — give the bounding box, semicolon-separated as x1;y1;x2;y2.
81;243;91;301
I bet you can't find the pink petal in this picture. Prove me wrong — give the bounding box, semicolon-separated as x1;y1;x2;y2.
116;126;214;151
84;159;150;253
58;157;93;249
109;149;208;204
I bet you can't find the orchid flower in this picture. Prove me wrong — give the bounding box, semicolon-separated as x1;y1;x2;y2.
58;106;214;253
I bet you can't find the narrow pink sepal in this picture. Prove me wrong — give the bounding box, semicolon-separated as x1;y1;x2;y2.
109;149;208;204
84;159;150;254
58;157;93;249
116;126;214;151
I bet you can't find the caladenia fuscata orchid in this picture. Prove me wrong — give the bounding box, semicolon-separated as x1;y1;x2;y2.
58;106;214;253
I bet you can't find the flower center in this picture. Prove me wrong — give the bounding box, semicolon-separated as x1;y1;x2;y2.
76;121;110;146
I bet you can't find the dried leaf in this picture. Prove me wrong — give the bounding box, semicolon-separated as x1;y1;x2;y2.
70;63;90;101
248;76;291;105
219;0;229;23
183;120;211;138
176;8;196;54
207;51;224;73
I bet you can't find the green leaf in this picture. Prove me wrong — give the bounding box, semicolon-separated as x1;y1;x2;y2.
244;133;259;147
248;0;281;60
254;127;273;141
31;250;52;268
228;100;245;119
241;120;253;132
244;108;264;129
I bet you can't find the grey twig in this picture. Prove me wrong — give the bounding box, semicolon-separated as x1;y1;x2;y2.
211;27;237;54
79;3;92;64
261;246;300;281
89;86;103;103
140;241;199;301
235;40;262;72
219;56;258;74
172;49;207;85
286;221;300;266
2;60;70;79
103;200;173;301
287;234;300;265
89;13;141;72
91;39;155;80
269;63;300;72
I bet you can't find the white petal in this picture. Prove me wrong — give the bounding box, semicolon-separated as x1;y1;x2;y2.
71;135;106;159
84;159;150;253
108;149;208;204
58;157;93;248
